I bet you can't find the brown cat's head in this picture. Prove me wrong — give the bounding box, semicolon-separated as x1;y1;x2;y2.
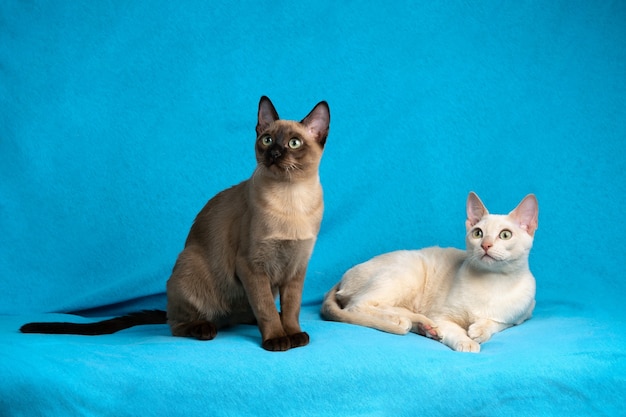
255;96;330;181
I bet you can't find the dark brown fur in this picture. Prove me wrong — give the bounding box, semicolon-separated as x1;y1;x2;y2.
20;310;167;335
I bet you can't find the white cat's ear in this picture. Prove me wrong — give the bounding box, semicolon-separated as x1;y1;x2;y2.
509;194;539;236
466;192;488;230
301;101;330;146
256;96;280;136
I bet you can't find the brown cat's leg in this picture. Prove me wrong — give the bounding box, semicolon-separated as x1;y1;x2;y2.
237;263;290;351
279;272;309;349
257;301;291;352
170;320;217;340
166;296;218;341
166;249;221;341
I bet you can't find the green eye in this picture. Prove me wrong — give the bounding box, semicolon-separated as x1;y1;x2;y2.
499;229;512;240
472;228;483;239
261;136;273;146
288;138;302;149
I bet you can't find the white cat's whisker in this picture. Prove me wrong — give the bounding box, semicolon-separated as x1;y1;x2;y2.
322;192;538;353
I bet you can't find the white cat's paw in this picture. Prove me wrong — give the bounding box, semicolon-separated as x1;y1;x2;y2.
468;324;492;343
397;316;412;333
413;321;440;340
453;340;480;353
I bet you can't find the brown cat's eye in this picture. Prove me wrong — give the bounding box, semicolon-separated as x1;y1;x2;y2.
288;138;302;149
261;136;273;147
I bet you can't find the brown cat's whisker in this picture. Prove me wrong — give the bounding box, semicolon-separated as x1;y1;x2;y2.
20;96;331;353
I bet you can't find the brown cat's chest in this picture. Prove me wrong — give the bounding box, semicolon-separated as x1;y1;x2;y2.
252;180;323;241
254;238;316;285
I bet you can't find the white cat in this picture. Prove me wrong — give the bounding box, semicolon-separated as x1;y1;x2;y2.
321;192;538;352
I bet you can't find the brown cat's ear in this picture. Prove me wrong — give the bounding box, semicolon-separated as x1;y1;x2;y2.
509;194;539;236
301;101;330;146
256;96;280;136
466;192;488;231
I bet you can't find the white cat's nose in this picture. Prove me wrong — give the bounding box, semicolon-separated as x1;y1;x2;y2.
481;240;493;252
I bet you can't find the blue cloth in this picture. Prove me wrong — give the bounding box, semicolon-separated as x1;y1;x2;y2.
1;1;625;416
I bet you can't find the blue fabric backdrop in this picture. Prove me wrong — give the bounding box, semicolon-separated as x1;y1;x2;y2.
1;1;625;416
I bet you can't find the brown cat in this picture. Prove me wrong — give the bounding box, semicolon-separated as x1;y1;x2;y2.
21;96;330;352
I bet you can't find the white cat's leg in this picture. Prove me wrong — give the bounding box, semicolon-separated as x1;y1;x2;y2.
345;303;413;334
409;316;440;340
436;320;480;353
468;319;512;343
379;306;439;339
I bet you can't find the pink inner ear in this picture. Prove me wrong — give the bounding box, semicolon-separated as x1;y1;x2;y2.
308;122;324;138
303;108;330;142
510;194;538;236
256;97;280;136
466;192;487;228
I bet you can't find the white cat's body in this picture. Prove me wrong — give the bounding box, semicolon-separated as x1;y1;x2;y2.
322;193;538;353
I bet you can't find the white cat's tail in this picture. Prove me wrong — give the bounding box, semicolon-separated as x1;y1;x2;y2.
321;283;429;336
320;283;348;323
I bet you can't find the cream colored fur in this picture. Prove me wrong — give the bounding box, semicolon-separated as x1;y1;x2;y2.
321;192;538;353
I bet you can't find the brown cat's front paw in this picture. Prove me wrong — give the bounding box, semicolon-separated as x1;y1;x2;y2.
262;335;292;352
188;321;217;340
288;331;309;348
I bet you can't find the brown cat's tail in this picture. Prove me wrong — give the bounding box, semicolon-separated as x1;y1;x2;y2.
19;310;167;335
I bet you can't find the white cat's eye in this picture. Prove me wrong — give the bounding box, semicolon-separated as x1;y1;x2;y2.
261;136;273;146
288;138;302;149
471;228;483;239
499;229;513;240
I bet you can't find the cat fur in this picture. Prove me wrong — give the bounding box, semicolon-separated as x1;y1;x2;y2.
321;192;538;353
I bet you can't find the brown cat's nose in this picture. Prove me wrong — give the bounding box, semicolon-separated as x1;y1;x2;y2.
270;148;282;161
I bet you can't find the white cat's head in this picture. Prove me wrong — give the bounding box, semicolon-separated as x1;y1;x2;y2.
464;192;538;272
